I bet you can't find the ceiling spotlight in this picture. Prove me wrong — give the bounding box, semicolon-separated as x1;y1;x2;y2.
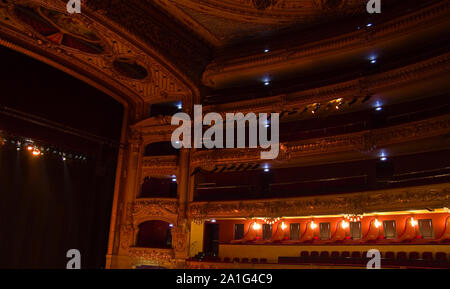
264;168;270;172
375;106;383;111
169;224;174;228
366;23;373;27
27;145;33;151
380;157;388;162
16;147;21;151
264;49;270;53
264;81;270;86
177;103;182;110
211;219;217;223
62;157;66;161
370;59;377;64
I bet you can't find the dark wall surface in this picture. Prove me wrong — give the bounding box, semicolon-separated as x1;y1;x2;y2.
0;46;123;268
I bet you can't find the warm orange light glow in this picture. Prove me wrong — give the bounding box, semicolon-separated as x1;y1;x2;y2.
410;218;417;227
253;222;261;230
281;222;287;230
341;221;349;229
32;150;40;156
374;219;381;228
310;221;317;230
27;146;33;151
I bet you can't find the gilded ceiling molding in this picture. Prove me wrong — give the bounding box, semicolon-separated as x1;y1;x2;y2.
0;0;197;117
202;0;450;86
153;0;363;46
190;114;450;168
188;183;450;219
85;0;211;86
203;51;450;116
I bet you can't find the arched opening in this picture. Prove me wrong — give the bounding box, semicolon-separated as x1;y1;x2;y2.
136;220;173;249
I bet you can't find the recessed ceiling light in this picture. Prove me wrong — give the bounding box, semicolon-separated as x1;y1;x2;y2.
366;23;373;27
371;59;377;64
264;49;270;53
375;106;383;111
264;81;270;86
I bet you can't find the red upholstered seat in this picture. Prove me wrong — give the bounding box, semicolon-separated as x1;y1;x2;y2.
320;251;330;259
422;252;433;261
409;252;420;260
397;252;407;260
331;251;340;259
241;258;249;263
233;257;240;263
351;251;361;259
259;258;267;264
341;251;350;258
435;252;447;262
223;257;231;262
310;251;319;258
384;251;395;259
300;251;309;258
251;258;258;264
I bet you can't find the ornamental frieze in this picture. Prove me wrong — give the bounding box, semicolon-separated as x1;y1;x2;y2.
128;247;174;263
188;184;450;219
128;199;179;223
142;155;178;170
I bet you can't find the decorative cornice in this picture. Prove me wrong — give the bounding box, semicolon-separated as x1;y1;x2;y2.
188;183;450;219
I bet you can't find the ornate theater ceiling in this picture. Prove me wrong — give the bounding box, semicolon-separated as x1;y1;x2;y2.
0;0;201;119
152;0;367;46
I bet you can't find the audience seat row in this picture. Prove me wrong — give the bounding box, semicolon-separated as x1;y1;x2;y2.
278;251;449;268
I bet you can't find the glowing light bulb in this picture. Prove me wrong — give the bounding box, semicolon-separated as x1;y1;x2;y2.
281;222;287;230
310;221;317;230
253;222;261;230
374;219;381;228
410;218;417;227
342;221;349;229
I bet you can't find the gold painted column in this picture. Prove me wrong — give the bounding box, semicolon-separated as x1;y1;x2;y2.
115;132;142;262
172;148;191;267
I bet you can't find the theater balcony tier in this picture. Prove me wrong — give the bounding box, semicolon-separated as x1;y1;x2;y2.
190;114;450;170
188;183;449;219
203;50;450;112
202;0;450;88
142;155;178;176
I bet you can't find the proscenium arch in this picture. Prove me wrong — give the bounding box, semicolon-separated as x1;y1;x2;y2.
0;0;200;267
